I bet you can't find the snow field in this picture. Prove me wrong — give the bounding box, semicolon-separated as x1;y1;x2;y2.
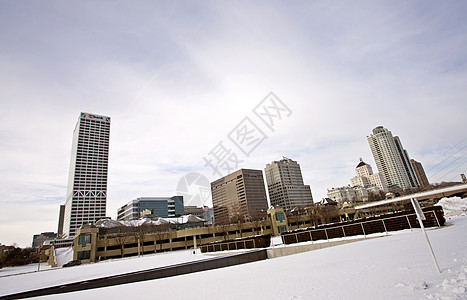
1;196;466;299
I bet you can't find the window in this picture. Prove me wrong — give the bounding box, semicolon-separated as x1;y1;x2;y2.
277;225;287;234
78;233;91;247
77;250;90;260
275;212;285;223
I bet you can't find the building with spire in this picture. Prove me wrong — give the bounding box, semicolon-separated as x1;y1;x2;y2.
350;158;388;193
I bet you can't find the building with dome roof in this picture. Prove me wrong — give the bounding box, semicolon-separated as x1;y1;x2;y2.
351;158;388;193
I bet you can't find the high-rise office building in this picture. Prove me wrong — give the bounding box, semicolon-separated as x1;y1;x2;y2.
367;126;418;190
393;136;419;188
410;159;430;188
264;157;313;210
62;112;110;238
117;196;184;220
211;169;268;224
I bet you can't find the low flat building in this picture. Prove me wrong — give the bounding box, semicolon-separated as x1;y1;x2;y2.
32;232;57;248
184;206;204;218
117;196;184;220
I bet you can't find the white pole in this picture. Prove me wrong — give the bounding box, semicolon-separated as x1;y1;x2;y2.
411;198;441;274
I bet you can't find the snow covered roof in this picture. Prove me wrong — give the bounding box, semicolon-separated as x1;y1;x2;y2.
95;215;205;228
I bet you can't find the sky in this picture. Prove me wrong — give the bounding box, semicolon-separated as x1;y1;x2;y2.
0;0;466;247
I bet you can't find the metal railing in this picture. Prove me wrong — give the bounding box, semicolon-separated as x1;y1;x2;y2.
281;210;442;245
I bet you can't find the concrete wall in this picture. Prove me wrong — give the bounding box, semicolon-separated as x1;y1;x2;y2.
266;237;378;258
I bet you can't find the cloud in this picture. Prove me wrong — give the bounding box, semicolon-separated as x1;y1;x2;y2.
1;0;466;247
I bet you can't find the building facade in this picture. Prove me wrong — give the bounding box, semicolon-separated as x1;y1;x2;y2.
117;196;184;220
32;232;57;248
211;169;269;224
393;136;419;188
350;158;388;193
264;158;313;210
62;112;110;238
410;159;430;188
367;126;417;190
57;204;65;238
327;185;380;204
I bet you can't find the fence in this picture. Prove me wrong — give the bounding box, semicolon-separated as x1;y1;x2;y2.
200;235;271;253
281;206;444;245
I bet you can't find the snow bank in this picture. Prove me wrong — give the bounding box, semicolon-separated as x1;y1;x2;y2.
435;197;467;217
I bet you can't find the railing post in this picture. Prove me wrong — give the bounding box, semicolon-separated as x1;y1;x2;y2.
406;216;412;231
432;211;441;227
382;219;388;234
244;240;246;249
341;226;346;238
253;239;256;248
324;228;329;242
360;223;366;238
309;231;313;244
295;233;299;244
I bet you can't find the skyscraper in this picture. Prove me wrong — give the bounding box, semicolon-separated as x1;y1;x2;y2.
393;136;419;188
62;112;110;238
264;157;313;210
367;126;417;190
410;159;430;188
211;169;268;224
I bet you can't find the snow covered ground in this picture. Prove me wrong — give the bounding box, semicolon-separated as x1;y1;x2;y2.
0;250;207;296
1;197;466;299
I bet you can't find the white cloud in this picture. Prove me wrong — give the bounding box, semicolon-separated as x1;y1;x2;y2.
1;0;466;247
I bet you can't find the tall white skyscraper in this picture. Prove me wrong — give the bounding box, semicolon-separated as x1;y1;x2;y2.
367;126;417;191
264;157;313;210
62;113;110;238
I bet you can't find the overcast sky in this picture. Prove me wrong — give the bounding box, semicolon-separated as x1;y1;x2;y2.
1;1;466;247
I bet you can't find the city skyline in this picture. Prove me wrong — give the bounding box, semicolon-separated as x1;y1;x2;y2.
1;1;467;247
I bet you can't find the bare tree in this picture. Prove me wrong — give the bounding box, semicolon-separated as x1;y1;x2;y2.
112;226;130;258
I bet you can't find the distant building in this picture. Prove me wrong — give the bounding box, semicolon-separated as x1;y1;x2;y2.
327;186;356;204
181;206;214;224
203;207;215;224
63;112;111;238
327;185;380;204
350;158;388;193
117;196;184;220
32;232;57;248
410;159;430;188
367;126;419;190
264;157;313;210
211;169;268;224
184;206;205;218
57;205;65;238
